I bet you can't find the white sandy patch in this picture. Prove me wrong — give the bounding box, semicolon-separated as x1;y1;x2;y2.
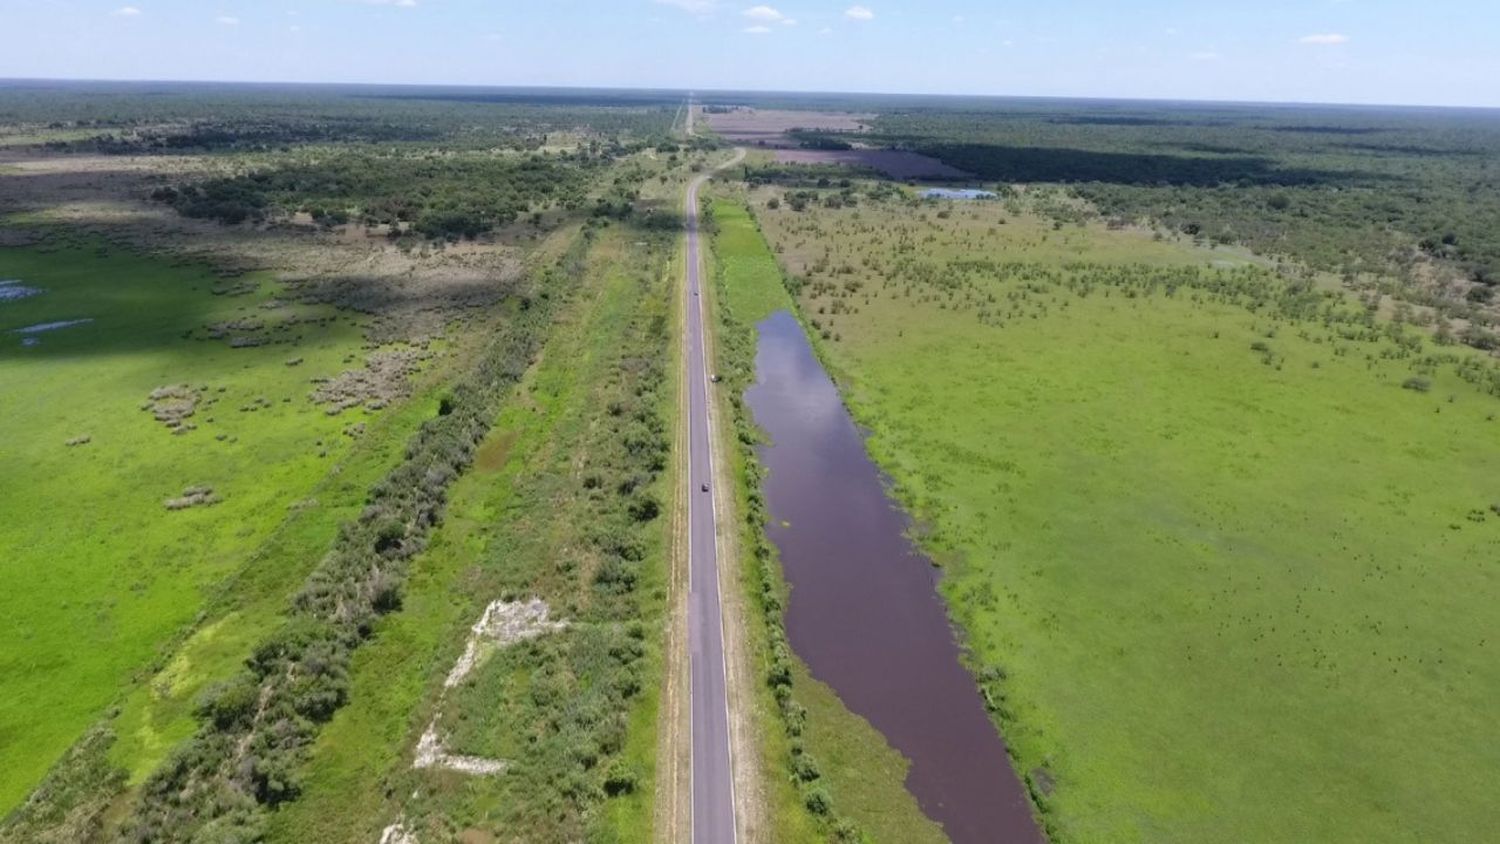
412;720;509;775
444;598;568;688
378;820;418;844
11;318;92;334
408;598;567;778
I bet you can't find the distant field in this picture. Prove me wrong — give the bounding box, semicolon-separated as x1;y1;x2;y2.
702;108;872;148
773;149;968;179
0;238;448;813
750;187;1500;842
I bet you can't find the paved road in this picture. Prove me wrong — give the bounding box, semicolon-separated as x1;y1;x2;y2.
685;151;741;844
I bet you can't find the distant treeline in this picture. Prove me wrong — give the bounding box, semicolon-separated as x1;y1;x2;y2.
0;82;678;149
797;102;1500;296
152;151;599;239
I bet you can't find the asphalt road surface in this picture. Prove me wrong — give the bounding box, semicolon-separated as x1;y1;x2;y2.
685;153;740;844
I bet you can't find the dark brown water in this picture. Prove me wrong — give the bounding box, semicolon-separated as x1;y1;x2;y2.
745;310;1043;844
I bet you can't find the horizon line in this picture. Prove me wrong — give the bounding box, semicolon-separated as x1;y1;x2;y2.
2;75;1498;114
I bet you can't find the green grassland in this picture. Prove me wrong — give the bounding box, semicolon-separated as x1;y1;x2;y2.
706;198;947;844
0;237;458;814
747;187;1500;842
266;222;676;844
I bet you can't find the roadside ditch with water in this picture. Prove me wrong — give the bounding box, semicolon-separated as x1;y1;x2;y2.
745;309;1043;844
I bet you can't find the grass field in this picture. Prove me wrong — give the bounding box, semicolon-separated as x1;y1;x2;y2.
0;236;455;814
749;187;1500;842
707;198;948;844
265;222;676;843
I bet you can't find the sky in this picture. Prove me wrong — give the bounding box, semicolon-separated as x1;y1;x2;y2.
1;0;1498;108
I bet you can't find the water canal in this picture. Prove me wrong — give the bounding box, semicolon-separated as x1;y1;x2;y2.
744;309;1042;844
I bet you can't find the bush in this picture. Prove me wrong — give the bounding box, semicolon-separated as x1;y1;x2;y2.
602;760;639;796
803;785;833;816
791;752;822;783
194;679;259;730
1402;376;1433;392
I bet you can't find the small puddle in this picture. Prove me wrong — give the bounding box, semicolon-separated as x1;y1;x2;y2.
0;279;43;303
745;310;1042;844
11;318;93;334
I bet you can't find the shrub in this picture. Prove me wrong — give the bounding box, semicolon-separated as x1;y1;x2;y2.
803;785;833;816
602;760;639;796
194;679;259;731
791;752;822;783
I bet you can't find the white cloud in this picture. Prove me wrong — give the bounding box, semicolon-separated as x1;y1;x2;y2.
1299;33;1350;44
743;5;782;21
1190;51;1220;61
655;0;717;14
111;6;142;15
216;15;240;25
844;5;874;21
743;24;772;34
356;0;417;6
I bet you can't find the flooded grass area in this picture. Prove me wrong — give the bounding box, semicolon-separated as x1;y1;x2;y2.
0;239;447;813
749;188;1500;842
0;278;42;301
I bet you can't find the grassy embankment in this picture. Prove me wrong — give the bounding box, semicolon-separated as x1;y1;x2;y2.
705;197;947;844
752;189;1500;842
0;237;451;815
266;220;677;844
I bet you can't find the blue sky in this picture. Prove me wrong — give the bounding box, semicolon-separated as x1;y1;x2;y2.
2;0;1497;107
